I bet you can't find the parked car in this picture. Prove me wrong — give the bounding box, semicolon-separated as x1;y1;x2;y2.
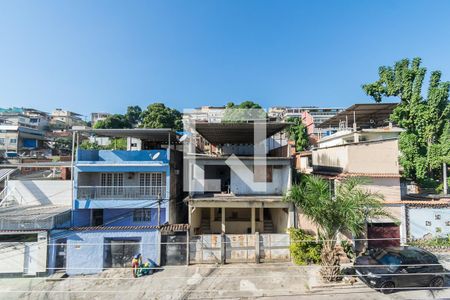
354;246;446;294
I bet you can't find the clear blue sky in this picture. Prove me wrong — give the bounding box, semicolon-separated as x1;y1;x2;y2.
1;1;450;119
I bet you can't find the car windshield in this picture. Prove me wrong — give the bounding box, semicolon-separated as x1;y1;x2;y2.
370;249;402;271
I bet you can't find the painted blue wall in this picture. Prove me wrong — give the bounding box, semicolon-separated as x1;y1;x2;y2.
408;207;450;239
72;208;167;227
63;229;160;275
78;150;169;164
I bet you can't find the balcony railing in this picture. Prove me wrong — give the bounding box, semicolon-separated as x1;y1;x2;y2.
77;186;168;200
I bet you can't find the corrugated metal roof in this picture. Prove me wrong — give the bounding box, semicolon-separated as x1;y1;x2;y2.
319;103;398;129
194;122;290;144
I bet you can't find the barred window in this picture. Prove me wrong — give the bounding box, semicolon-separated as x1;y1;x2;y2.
133;208;151;222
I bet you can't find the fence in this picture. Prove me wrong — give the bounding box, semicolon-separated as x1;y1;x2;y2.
189;233;290;264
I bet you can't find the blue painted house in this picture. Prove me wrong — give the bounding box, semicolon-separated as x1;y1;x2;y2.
53;129;186;275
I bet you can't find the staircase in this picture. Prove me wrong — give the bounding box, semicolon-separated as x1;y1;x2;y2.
0;187;20;207
200;219;211;234
263;220;274;233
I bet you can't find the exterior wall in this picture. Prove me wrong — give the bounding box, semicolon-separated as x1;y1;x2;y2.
346;139;399;174
230;165;290;195
191;159;291;195
8;180;72;206
408;207;450;239
361;178;402;202
313;145;348;172
73;208;166;227
313;139;400;174
64;229;160;275
269;208;288;233
0;231;47;276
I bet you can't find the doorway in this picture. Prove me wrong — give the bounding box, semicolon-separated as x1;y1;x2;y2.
92;209;104;226
23;243;38;275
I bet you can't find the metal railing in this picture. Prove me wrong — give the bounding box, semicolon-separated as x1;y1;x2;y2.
77;186;168;200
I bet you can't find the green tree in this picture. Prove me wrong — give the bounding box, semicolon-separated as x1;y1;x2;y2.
94;114;131;129
140;103;182;130
363;58;450;182
287;117;309;151
284;176;390;281
53;137;72;154
223;101;265;122
125;105;142;126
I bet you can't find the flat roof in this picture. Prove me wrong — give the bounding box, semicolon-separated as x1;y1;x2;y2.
193;122;289;144
318;103;398;129
73;128;178;142
0;205;71;230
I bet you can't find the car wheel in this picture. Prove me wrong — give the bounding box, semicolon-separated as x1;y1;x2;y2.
378;281;395;294
429;276;444;289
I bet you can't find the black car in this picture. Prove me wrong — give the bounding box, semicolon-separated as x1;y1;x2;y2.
354;246;446;294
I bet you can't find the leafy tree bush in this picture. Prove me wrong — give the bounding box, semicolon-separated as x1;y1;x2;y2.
140;103;182;130
288;228;322;265
285;176;391;281
287;117;309;152
363;58;450;182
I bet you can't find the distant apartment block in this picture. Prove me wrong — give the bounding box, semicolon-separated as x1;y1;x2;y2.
268;106;343;136
50;109;85;129
91;112;111;126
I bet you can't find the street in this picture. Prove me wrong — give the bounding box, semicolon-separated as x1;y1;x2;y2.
0;261;448;300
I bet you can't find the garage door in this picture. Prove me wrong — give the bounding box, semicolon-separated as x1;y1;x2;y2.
367;223;400;249
104;238;141;268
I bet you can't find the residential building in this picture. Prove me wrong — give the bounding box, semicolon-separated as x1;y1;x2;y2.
0;107;50;130
0;170;72;277
185;122;295;235
0;125;47;157
299;103;406;249
91;112;111;126
268;106;343;136
50;109;85;129
64;128;186;275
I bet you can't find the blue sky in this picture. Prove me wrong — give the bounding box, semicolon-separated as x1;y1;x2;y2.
1;1;450;119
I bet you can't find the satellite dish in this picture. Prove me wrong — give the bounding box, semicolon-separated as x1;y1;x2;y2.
151;152;160;160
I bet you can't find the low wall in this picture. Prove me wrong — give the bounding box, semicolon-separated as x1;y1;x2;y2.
189;233;290;264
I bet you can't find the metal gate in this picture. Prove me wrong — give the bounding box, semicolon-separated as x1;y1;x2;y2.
367;223;400;249
161;233;187;265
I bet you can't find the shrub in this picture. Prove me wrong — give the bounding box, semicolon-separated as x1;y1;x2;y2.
288;228;322;265
340;240;355;260
409;234;450;248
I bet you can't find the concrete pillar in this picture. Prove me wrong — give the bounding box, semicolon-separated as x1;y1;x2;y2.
251;207;256;234
288;204;295;228
255;231;260;264
221;207;226;234
186;230;190;266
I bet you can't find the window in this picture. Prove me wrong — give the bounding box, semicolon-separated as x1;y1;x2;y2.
139;173;165;196
0;234;37;242
435;214;441;220
445;221;450;226
9;138;17;144
100;173;123;195
425;221;432;226
0;138;4;145
133;208;151;222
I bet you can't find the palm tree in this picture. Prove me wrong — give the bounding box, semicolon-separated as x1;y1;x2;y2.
284;175;392;281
